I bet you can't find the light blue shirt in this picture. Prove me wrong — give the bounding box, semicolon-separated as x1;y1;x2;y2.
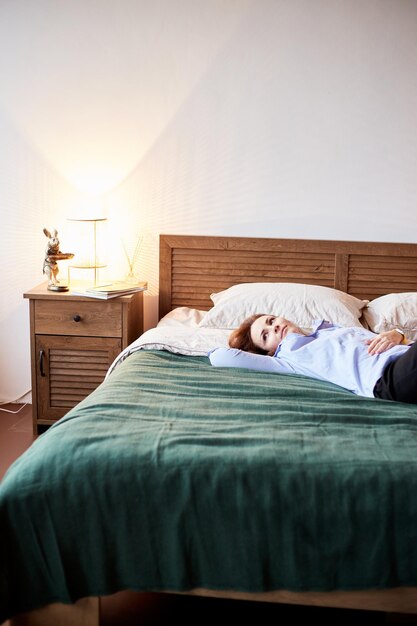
209;320;410;398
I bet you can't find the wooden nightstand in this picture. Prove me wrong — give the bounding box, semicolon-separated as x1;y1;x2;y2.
24;283;145;434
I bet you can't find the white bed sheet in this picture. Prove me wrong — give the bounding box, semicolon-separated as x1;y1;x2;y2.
107;307;229;376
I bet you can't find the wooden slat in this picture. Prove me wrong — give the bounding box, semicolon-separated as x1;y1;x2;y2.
49;349;110;358
50;379;98;388
50;354;109;365
349;253;417;263
349;277;417;288
51;385;103;397
172;266;335;278
172;250;334;262
51;386;96;396
350;259;417;269
51;372;103;389
50;360;108;375
50;399;85;408
349;268;417;279
50;393;92;402
172;254;336;265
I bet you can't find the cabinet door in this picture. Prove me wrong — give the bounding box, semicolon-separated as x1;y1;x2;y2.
35;335;121;424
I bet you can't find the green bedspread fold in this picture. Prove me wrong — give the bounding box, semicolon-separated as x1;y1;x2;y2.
2;350;417;620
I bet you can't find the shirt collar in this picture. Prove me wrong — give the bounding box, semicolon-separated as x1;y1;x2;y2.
273;319;329;356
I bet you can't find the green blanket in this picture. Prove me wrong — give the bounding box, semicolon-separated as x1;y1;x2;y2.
2;350;417;620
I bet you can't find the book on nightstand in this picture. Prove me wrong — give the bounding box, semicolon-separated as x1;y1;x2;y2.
71;281;147;299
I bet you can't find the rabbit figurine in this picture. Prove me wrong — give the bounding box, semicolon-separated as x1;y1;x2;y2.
43;228;74;291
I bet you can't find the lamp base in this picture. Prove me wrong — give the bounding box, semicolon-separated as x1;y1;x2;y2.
47;285;69;292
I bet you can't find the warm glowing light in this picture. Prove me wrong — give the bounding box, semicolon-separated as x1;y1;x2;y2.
66;163;127;196
67;196;107;221
68;219;107;269
66;196;109;286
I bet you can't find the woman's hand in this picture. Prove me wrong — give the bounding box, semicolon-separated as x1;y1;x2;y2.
366;329;403;355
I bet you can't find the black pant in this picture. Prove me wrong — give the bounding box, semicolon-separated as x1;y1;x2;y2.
373;342;417;404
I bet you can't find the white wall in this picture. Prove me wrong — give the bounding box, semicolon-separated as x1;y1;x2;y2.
106;0;417;327
0;113;82;402
1;0;417;399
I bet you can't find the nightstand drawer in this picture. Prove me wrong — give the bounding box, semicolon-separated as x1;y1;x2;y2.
34;300;123;337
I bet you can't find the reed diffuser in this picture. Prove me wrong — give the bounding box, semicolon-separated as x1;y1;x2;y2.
122;234;143;284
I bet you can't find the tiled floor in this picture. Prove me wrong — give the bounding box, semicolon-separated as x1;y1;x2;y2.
1;406;417;625
0;403;34;626
0;403;34;480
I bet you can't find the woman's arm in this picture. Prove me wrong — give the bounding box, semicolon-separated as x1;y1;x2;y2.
208;347;294;374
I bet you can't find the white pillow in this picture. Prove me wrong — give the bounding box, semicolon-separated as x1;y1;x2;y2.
157;307;207;328
362;293;417;341
199;282;367;330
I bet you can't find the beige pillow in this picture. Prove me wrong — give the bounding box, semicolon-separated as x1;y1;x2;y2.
199;282;368;330
362;293;417;341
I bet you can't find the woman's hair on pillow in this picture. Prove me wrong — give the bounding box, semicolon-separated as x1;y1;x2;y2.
199;282;368;330
228;313;269;354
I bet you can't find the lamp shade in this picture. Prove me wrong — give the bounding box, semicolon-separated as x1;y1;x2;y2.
67;215;108;286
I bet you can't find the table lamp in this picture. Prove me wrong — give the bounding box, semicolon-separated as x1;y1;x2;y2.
67;216;107;286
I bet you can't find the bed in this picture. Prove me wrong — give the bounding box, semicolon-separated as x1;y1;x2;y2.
2;234;417;625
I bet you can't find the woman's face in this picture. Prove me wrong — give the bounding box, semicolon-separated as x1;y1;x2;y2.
250;315;303;354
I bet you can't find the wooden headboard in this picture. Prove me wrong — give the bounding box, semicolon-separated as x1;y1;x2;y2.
159;234;417;319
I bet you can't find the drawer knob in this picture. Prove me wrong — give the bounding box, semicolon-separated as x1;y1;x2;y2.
73;314;82;323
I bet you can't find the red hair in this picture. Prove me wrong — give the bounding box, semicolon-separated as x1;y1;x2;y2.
228;314;269;355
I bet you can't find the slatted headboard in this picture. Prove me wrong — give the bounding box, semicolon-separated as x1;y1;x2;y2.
159;234;417;319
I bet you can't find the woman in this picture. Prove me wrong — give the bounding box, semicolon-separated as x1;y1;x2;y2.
209;315;417;404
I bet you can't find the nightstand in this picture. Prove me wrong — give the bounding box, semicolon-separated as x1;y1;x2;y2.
24;283;145;434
